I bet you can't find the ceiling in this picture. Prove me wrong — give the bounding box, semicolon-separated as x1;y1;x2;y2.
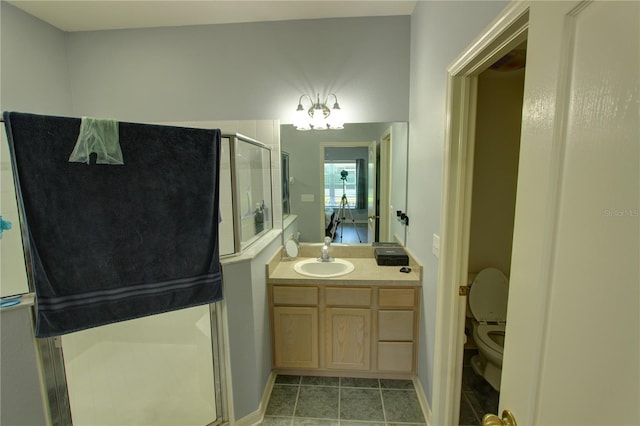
8;0;417;32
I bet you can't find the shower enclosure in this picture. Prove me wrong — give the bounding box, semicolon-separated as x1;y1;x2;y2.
219;134;274;254
36;133;273;425
61;305;225;426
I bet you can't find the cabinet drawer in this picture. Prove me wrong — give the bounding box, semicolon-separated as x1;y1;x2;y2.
326;287;371;307
379;288;416;308
272;286;318;305
378;310;414;341
377;342;414;373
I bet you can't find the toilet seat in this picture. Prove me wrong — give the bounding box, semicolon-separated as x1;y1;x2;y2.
474;324;505;355
469;268;509;324
468;268;508;391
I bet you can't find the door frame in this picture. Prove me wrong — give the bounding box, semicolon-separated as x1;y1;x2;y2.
378;127;392;242
431;2;530;425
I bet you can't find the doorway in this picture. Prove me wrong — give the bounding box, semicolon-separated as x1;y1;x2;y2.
431;4;530;426
459;44;526;425
321;142;375;244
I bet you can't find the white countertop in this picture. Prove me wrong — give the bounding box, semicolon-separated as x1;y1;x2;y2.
268;256;421;286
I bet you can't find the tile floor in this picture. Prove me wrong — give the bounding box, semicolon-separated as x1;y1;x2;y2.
458;349;499;425
261;375;427;425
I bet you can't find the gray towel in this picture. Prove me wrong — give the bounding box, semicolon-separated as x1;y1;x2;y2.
3;111;223;337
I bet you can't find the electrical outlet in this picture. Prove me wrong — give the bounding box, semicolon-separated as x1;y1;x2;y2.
432;234;440;257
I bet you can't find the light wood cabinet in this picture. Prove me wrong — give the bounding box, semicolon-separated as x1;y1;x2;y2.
326;308;371;370
269;284;419;378
377;342;414;372
377;288;417;373
272;306;318;369
378;310;414;341
379;288;416;307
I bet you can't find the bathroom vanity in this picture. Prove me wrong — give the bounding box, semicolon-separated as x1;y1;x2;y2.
267;245;421;379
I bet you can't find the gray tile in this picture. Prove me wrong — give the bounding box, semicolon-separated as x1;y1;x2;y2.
463;349;476;366
474;387;499;415
340;377;380;388
379;378;414;390
463;389;499;423
382;389;426;423
460;357;500;424
276;375;301;385
462;366;479;392
459;392;480;426
295;386;339;419
261;416;293;425
292;418;340;425
301;376;340;387
340;387;385;422
266;385;299;416
387;423;427;426
463;367;495;395
341;422;385;426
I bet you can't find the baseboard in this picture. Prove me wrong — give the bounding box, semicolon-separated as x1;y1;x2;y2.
412;376;433;426
234;371;277;426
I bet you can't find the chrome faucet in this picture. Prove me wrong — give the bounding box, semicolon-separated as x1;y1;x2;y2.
319;236;334;262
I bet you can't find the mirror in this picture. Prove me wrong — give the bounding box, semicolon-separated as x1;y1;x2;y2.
280;122;408;245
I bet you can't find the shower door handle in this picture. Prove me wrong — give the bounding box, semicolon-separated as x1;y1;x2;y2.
482;409;517;426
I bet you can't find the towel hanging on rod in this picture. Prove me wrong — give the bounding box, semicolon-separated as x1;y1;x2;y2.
3;111;223;337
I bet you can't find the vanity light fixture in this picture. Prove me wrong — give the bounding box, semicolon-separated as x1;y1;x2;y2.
294;93;344;131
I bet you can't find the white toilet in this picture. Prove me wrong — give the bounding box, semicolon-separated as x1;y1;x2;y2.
468;267;509;391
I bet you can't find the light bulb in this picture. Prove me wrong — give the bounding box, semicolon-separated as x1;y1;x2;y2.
328;104;344;129
294;105;311;131
311;106;327;130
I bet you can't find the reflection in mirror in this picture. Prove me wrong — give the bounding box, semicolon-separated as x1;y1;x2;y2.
282;151;290;216
280;122;408;245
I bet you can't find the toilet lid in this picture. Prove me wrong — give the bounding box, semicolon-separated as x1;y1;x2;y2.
469;268;509;322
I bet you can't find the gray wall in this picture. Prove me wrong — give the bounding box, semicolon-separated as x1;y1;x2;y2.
0;307;49;426
407;0;509;405
1;4;73;425
468;68;524;276
0;2;72;114
218;233;282;421
64;16;410;124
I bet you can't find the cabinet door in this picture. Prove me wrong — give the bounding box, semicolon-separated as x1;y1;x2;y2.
273;306;318;369
326;308;371;370
377;342;414;373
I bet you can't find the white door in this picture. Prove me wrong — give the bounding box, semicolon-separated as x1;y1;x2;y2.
367;140;377;243
500;1;639;424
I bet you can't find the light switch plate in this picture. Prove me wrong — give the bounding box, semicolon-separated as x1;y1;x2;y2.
301;194;315;202
432;234;440;257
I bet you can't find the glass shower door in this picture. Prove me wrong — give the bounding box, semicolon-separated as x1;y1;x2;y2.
61;304;222;426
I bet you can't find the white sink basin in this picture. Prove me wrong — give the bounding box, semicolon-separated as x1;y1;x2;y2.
294;258;355;278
